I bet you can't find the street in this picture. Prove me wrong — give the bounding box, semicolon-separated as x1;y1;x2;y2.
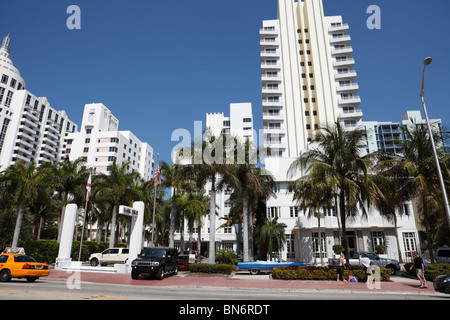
0;277;446;301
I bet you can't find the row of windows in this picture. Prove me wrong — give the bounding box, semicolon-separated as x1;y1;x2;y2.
1;74;23;90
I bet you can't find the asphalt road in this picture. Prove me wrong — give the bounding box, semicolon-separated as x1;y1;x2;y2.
0;277;446;301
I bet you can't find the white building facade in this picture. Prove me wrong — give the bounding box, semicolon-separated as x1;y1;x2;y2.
260;1;420;263
0;35;78;170
65;103;154;180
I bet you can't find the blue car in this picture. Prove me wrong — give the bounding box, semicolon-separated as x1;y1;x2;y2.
236;260;306;275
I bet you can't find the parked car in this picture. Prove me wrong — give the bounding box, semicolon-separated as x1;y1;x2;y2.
0;253;49;282
435;247;450;263
434;274;450;294
178;254;190;271
89;248;129;266
236;260;306;275
328;252;401;275
131;247;178;280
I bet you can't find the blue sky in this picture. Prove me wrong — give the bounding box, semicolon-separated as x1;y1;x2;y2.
1;0;449;163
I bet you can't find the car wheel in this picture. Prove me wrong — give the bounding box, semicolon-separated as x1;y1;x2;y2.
90;258;99;267
387;265;396;275
250;269;260;275
131;270;140;280
173;266;178;276
155;267;165;280
0;269;12;282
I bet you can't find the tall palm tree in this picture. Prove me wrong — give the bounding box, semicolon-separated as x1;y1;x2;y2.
95;162;140;248
379;123;449;261
0;161;52;247
221;138;275;262
290;177;332;264
43;156;89;242
254;216;287;260
288;122;377;265
176;129;232;264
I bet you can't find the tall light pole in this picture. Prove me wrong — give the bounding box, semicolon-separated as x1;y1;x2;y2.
420;57;450;228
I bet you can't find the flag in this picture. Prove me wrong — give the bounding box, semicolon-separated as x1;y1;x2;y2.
86;173;92;202
153;165;161;187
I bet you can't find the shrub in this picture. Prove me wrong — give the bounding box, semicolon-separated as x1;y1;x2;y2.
189;263;235;275
405;262;450;280
272;265;390;281
375;245;386;254
215;249;238;265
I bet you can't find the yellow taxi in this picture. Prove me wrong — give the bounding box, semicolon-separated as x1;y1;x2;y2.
0;251;50;282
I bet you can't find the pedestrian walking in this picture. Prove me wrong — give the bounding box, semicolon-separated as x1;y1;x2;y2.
409;251;427;288
336;252;346;282
359;253;373;284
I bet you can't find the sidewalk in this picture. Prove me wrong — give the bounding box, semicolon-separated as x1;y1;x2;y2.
46;269;446;297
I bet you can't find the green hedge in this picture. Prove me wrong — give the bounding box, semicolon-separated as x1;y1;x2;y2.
404;263;450;281
189;263;235;275
272;265;391;282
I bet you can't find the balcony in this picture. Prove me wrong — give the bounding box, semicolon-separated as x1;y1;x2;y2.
328;23;349;33
335;70;357;81
329;34;351;44
333;58;355;68
259;27;278;36
263;111;284;120
260;38;279;47
262;86;282;94
260;50;279;58
336;82;359;93
262;98;283;107
339;108;363;119
338;95;361;106
261;73;282;82
331;46;353;56
261;61;280;69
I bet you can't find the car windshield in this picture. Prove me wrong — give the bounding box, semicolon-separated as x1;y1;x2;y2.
140;250;165;258
14;255;36;263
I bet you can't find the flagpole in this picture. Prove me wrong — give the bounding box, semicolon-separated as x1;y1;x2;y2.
78;172;91;262
151;154;159;247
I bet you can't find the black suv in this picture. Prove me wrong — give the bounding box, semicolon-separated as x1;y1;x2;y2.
131;247;178;280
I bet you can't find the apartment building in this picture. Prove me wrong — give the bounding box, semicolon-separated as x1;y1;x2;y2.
65;103;154;181
260;1;419;263
364;110;444;155
0;34;78;170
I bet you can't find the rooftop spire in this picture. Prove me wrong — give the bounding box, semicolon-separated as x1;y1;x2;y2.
1;34;11;53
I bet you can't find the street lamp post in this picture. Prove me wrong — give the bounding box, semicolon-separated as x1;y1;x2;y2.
420;57;450;228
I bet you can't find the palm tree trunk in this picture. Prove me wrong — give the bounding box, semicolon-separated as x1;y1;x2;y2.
243;190;249;262
422;201;435;262
208;182;216;264
339;190;350;265
12;202;26;247
197;225;202;262
109;205;118;248
169;195;176;247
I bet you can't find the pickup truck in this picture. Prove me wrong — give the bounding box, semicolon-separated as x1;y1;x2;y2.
89;248;129;266
328;252;400;275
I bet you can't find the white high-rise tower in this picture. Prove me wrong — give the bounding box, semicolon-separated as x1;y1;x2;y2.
261;0;362;159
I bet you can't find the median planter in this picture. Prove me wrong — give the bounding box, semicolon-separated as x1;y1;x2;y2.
188;263;235;275
272;265;391;282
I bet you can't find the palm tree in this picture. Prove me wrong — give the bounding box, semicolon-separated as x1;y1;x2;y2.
160;160;195;248
0;161;52;247
176;129;232;264
254;216;287;260
43;156;89;242
288;122;377;265
95;162;141;247
221;138;275;262
379;123;449;261
290;177;332;264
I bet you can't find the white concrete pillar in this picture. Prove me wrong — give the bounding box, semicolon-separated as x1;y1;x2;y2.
55;204;78;269
128;201;145;262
